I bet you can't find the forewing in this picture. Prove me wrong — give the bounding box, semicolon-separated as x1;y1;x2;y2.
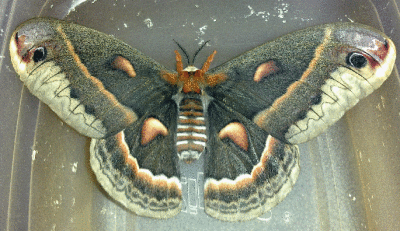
9;17;177;138
206;22;396;144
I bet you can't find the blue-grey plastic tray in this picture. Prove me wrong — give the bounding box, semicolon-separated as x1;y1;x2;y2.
1;0;400;230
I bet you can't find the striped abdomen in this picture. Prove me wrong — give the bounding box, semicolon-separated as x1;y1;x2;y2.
176;97;207;163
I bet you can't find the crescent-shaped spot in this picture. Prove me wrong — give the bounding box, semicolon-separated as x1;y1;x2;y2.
111;55;137;78
253;60;280;82
218;122;249;151
141;117;168;145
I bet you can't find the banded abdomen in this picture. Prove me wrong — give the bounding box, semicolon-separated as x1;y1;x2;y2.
175;96;207;163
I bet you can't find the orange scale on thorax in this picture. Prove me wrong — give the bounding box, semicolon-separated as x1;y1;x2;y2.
162;50;227;92
179;70;205;94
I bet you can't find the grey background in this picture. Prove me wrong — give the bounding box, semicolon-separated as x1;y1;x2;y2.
1;0;400;230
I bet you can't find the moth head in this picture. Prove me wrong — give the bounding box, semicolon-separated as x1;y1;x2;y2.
330;23;396;90
9;18;60;81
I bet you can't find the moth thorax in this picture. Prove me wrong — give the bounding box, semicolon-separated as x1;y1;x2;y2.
175;95;207;164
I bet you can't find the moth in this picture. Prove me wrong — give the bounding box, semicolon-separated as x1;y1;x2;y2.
9;17;396;221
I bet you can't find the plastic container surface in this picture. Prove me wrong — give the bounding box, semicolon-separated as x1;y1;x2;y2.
1;0;400;230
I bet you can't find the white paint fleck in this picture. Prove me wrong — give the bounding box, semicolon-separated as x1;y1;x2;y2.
299;17;314;22
245;3;289;23
32;149;37;161
67;0;88;15
52;194;62;207
274;2;289;22
197;25;208;35
195;25;208;46
283;211;291;223
244;5;255;18
348;194;357;201
381;96;386;108
345;15;355;23
144;18;153;28
256;11;266;16
72;162;78;173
